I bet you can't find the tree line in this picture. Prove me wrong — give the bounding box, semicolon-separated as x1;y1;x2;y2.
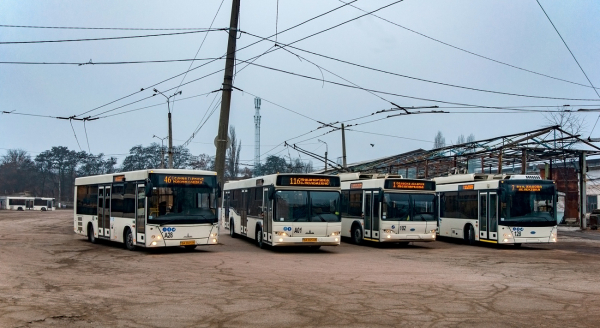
0;127;314;202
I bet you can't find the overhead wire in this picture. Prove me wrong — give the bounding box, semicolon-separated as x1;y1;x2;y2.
83;120;91;153
0;29;225;44
240;30;600;102
0;58;222;65
74;0;360;119
69;120;83;151
0;24;215;31
172;0;226;112
534;0;600;137
338;0;600;91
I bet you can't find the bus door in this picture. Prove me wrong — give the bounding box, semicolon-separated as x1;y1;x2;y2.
26;199;33;210
241;189;248;236
136;184;146;245
97;187;105;237
263;188;272;243
479;192;498;241
100;186;111;238
364;191;381;240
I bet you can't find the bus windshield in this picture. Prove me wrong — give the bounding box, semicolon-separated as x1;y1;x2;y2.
383;193;436;221
148;186;217;224
500;182;556;226
274;190;340;222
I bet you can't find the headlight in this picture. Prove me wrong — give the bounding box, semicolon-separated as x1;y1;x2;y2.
212;238;217;243
503;239;508;242
330;231;340;236
278;238;283;242
151;241;157;246
210;233;218;237
383;229;393;234
275;231;287;236
429;229;436;233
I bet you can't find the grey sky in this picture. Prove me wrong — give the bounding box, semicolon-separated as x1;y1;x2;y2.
1;0;599;170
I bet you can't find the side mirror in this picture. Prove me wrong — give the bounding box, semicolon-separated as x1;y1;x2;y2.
145;182;153;197
268;186;276;200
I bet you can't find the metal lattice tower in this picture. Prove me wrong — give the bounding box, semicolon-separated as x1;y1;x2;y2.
254;97;262;172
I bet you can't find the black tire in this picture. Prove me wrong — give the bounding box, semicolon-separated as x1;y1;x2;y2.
88;224;97;244
185;245;197;250
17;207;23;211
465;225;476;246
351;225;363;245
256;227;265;249
41;207;47;211
229;219;236;238
124;228;136;251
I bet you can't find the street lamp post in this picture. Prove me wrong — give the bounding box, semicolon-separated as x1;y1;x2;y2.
318;139;328;171
153;89;182;169
153;135;168;168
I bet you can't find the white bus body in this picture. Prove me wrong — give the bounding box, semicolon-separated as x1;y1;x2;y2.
223;174;342;249
74;169;219;250
0;196;55;211
340;173;437;244
435;174;557;246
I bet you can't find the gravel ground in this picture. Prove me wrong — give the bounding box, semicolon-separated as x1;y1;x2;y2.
1;210;600;327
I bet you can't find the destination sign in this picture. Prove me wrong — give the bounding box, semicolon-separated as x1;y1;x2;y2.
459;184;474;190
277;175;340;187
384;179;435;191
151;174;215;187
113;175;125;182
513;184;542;192
350;182;363;189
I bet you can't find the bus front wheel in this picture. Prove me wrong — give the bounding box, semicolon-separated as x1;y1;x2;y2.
125;229;136;251
465;225;476;246
256;227;265;249
229;220;236;238
352;225;363;245
88;224;97;244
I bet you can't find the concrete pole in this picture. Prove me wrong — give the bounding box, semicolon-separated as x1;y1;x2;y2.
168;111;173;169
341;123;347;169
580;152;587;229
521;149;527;174
215;0;241;188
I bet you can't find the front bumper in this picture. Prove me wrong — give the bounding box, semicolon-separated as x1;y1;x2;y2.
271;236;340;246
146;237;219;247
379;233;436;242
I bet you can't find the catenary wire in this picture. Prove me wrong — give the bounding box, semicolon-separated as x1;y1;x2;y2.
240;30;600;102
0;58;222;65
0;24;215;31
338;0;600;91
0;29;225;44
74;0;359;118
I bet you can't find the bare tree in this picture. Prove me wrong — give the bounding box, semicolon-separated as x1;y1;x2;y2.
467;134;475;143
226;126;242;178
433;131;446;149
456;134;466;144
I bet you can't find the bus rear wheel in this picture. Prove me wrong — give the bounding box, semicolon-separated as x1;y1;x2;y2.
352;225;363;245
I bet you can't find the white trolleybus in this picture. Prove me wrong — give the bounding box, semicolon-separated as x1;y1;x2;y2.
340;173;437;245
0;196;55;211
434;174;557;246
74;169;219;251
223;174;342;249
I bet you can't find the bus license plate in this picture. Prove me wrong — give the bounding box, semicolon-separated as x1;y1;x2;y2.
180;240;195;246
302;238;317;242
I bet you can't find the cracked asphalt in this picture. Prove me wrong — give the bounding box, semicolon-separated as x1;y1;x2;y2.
1;210;600;327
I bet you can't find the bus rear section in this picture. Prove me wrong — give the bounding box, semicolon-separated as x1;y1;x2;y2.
435;174;557;246
74;169;219;250
340;174;437;245
224;174;342;249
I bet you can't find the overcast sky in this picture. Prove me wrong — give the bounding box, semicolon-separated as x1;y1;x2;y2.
1;0;599;170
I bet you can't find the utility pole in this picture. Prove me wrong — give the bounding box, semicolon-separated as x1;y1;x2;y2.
215;0;241;188
153;89;182;169
153;135;168;169
341;123;347;168
318;139;328;171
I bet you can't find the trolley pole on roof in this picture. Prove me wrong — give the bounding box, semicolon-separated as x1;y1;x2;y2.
318;139;328;171
215;0;241;188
